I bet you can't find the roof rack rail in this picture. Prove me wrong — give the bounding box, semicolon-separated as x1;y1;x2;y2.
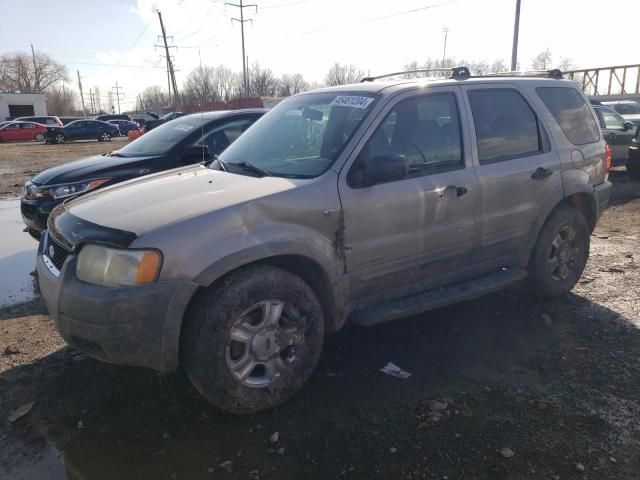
360;66;471;82
360;66;563;82
473;69;564;80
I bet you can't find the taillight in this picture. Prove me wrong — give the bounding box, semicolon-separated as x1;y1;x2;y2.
604;144;612;175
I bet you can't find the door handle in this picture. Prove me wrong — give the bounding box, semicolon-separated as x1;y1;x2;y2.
438;185;468;198
531;167;553;180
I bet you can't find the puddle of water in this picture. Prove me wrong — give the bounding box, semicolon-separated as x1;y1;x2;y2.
0;198;38;306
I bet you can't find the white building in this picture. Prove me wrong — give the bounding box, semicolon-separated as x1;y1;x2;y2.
0;93;47;120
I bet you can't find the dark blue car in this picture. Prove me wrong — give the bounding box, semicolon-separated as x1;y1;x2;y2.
45;120;120;144
107;119;141;136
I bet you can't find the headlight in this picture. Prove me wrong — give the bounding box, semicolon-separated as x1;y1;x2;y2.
76;244;162;287
48;179;109;199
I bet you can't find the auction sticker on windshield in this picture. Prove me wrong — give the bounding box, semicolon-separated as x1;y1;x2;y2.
174;125;195;132
330;96;374;109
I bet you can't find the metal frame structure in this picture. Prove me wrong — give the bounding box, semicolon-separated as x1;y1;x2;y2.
563;64;640;96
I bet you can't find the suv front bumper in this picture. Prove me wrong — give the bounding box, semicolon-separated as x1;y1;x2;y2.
36;234;198;372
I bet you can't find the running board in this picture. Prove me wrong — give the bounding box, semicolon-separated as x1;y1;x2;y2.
350;268;527;327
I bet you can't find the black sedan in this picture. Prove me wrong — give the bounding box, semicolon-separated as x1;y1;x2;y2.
45;120;121;144
22;109;265;238
143;111;186;132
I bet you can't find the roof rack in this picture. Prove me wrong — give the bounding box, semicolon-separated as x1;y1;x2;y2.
360;66;563;82
360;67;471;82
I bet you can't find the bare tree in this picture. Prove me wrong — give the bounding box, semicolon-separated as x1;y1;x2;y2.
491;59;508;73
46;86;80;116
278;73;308;97
558;57;574;71
248;63;278;97
325;62;365;86
0;50;68;93
183;65;220;105
93;86;103;114
213;66;238;101
140;85;168;111
531;48;553;70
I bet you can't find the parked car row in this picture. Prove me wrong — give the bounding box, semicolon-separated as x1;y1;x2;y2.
27;70;615;414
21;109;265;238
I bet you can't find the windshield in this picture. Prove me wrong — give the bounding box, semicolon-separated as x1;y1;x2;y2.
117;116;203;156
218;92;379;178
161;112;175;120
611;103;640;115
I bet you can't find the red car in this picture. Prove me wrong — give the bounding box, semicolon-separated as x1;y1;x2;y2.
0;121;48;143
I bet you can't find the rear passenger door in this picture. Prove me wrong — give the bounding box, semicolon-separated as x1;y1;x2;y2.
461;85;563;266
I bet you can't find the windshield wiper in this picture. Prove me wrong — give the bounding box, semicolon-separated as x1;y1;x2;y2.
229;161;272;177
205;154;226;170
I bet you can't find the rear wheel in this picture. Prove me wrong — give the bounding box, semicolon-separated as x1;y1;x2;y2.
529;205;590;298
98;132;111;142
627;162;640;181
34;133;45;142
182;265;324;414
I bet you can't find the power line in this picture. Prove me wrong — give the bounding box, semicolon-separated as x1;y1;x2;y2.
302;0;459;35
225;0;257;98
106;23;150;75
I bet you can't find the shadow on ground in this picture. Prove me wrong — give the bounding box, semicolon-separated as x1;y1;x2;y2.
2;285;639;480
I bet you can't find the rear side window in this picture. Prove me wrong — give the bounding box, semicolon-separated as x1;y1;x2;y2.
468;89;541;164
536;87;600;145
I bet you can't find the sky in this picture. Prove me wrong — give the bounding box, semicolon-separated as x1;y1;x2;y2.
0;0;635;111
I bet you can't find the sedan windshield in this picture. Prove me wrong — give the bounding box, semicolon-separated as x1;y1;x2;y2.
117;116;205;157
218;92;379;178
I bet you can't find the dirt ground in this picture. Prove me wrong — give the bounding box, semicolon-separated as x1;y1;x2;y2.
1;168;639;480
0;138;129;198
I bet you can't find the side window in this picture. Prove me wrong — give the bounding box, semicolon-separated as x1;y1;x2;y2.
468;89;541;164
348;92;464;187
536;87;600;145
7;123;20;130
22;123;35;129
600;109;625;130
194;118;256;156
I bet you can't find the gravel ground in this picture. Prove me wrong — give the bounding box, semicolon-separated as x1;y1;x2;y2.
0;168;639;480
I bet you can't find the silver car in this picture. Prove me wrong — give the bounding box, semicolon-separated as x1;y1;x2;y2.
37;68;611;413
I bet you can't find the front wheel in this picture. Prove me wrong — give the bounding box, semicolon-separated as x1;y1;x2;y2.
182;265;324;414
99;132;111;142
54;133;65;144
529;205;590;298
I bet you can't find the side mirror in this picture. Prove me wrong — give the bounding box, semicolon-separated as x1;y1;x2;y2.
180;145;210;163
364;154;408;187
623;121;635;132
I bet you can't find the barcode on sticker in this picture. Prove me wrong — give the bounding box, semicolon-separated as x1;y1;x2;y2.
330;96;374;109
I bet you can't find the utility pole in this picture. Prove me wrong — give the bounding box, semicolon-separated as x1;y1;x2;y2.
77;71;87;116
112;82;124;114
226;0;257;98
442;27;449;67
30;43;39;92
510;0;521;71
156;11;181;108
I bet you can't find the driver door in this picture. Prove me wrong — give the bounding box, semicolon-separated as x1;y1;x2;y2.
338;88;476;303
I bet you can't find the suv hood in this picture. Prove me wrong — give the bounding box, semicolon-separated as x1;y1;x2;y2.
63;165;300;236
31;154;161;185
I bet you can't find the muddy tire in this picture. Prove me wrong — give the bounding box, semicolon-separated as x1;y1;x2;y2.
182;265;324;414
529;205;590;299
628;163;640;181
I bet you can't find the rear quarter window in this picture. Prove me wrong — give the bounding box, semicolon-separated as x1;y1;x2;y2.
536;87;600;145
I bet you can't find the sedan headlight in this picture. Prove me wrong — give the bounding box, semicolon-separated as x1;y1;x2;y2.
76;244;162;287
48;179;109;199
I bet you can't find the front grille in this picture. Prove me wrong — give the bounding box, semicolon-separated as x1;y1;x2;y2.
46;235;71;271
21;203;37;221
